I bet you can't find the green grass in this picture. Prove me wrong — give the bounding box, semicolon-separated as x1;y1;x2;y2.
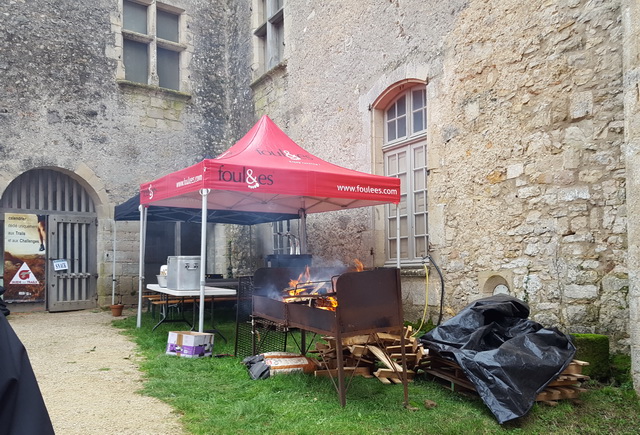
114;308;640;435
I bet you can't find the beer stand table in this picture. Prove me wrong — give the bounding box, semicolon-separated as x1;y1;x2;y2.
146;285;237;339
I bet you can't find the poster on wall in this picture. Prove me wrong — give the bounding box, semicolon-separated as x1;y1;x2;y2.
3;213;46;303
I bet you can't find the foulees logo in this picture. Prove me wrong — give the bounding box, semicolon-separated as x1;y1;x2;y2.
218;165;273;189
255;148;310;161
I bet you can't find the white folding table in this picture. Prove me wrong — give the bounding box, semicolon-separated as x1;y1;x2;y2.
146;285;237;335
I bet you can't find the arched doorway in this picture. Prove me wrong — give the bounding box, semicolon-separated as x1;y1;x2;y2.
0;169;97;311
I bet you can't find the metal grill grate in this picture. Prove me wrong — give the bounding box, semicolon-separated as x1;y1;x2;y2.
234;275;288;359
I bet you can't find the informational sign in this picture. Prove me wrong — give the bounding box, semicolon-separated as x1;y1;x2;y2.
52;259;69;271
3;213;46;302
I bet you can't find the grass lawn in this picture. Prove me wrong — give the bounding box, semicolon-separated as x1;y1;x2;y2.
115;306;640;435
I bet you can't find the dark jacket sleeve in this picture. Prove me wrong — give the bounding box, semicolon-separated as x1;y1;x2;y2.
0;313;55;435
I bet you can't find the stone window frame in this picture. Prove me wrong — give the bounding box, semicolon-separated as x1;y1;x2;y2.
115;0;191;95
252;0;285;78
372;79;429;266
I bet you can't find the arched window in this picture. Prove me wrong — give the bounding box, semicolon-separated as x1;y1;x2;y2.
383;85;428;264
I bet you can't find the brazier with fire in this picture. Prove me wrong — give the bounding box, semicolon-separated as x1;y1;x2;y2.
250;266;408;406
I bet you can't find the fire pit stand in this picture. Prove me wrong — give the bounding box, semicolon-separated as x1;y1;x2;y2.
251;267;408;407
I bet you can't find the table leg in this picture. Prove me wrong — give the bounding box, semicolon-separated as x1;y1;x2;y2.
152;294;192;331
203;297;227;344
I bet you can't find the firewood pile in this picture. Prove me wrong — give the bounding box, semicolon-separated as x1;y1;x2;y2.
419;353;590;403
309;325;590;404
310;326;428;384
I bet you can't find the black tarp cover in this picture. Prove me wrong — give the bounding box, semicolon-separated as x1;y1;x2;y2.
115;193;298;225
419;294;576;424
0;313;55;435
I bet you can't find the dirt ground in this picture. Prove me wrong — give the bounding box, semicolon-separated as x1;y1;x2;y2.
8;308;185;435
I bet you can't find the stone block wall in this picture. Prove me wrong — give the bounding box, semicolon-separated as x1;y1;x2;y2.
249;0;631;352
0;0;254;305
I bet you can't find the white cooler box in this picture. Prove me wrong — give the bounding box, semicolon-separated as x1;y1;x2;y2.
166;256;200;290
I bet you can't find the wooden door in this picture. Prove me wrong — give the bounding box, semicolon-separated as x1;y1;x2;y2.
46;215;97;311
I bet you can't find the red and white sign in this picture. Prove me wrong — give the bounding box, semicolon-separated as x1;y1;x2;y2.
10;262;40;285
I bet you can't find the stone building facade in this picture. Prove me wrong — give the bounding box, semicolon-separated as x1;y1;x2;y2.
0;1;253;305
1;0;639;392
247;0;639;393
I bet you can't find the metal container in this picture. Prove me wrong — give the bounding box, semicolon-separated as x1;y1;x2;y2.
166;256;201;290
156;275;167;288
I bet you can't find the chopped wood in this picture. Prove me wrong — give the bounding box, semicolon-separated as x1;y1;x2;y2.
367;345;404;371
563;360;590;375
376;376;392;385
374;368;415;381
572;359;590;366
424;354;590;402
375;332;401;343
313;326;424;387
348;345;369;357
385;344;414;353
314;367;373;378
315;342;331;351
341;335;372;346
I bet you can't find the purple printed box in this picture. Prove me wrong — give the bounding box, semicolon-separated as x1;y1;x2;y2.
166;331;214;358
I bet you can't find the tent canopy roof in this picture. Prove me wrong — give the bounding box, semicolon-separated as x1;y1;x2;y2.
139;115;400;215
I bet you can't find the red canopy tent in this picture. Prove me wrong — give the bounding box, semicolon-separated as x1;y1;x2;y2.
136;115;401;330
140;115;400;216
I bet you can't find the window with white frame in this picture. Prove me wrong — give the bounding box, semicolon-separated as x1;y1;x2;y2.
272;220;292;254
253;0;284;74
384;86;428;264
121;0;185;91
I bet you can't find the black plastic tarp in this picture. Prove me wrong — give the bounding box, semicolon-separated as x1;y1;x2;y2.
115;193;298;225
419;294;576;424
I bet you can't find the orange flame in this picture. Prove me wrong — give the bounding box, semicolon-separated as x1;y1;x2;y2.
316;296;338;311
283;261;364;311
287;266;312;296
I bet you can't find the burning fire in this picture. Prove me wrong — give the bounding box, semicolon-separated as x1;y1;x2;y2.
283;260;364;311
354;258;364;272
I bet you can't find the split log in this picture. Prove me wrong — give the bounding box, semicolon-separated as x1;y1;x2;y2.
315;367;373;378
367;345;404;372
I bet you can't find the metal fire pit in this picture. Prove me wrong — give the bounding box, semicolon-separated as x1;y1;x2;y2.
252;267;407;406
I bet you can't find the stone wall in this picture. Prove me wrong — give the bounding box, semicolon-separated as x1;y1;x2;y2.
434;0;627;346
621;0;640;397
249;0;630;351
0;0;253;304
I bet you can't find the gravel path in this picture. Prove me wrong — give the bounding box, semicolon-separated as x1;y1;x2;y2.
8;308;185;435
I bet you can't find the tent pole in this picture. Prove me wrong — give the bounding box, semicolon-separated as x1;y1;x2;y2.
396;204;401;269
136;205;147;328
112;220;116;306
299;208;307;254
199;189;210;333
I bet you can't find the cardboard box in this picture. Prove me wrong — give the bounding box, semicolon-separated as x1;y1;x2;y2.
166;331;214;358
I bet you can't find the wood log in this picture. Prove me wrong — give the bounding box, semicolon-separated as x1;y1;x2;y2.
314;367;373;378
348;345;369;357
375;332;401;343
367;345;404;371
374;368;415;381
340;335;372;346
